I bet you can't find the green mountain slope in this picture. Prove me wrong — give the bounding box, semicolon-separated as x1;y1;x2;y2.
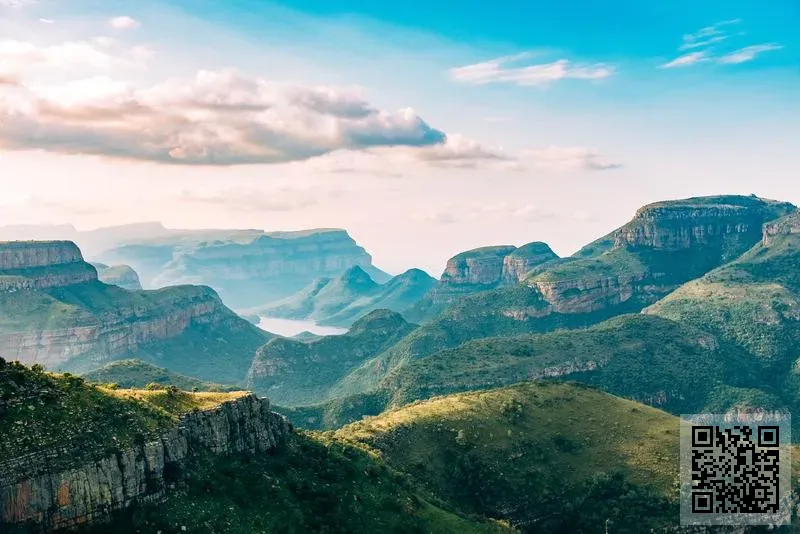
255;266;436;327
246;310;416;406
334;381;681;533
0;361;506;534
326;195;796;397
646;211;800;412
83;359;239;391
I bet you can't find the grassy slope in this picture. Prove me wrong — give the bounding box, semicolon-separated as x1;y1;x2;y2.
334;381;681;533
0;278;271;383
0;359;246;471
0;361;506;534
286;314;762;431
326;195;796;406
83;359;239;391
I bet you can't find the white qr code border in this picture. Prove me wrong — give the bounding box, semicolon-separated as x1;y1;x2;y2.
680;413;792;526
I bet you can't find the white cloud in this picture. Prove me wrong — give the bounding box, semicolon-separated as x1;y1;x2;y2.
110;16;140;30
662;20;781;69
678;19;740;51
0;68;448;165
718;43;783;64
38;18;54;24
660;51;708;69
449;54;614;87
0;0;36;6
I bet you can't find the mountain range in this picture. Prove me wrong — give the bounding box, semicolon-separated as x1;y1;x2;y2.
4;193;800;532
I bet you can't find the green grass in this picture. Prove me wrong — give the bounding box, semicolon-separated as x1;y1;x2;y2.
0;359;245;473
334;381;681;533
83;359;239;391
78;432;509;534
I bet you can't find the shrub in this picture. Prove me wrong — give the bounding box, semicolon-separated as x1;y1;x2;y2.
145;383;165;391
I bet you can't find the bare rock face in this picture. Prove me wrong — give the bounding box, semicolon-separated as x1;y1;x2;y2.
0;241;266;376
0;286;234;368
0;241;97;290
763;212;800;246
0;395;291;532
501;242;559;284
440;246;517;287
515;196;798;318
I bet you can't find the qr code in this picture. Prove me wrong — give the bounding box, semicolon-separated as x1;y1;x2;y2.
680;413;791;526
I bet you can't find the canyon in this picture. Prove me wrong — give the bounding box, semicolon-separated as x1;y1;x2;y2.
0;241;269;381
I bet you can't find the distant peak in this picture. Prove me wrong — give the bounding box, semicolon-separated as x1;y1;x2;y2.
339;265;376;286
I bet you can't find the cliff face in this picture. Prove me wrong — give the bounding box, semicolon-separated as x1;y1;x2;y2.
0;286;234;368
515;196;798;319
100;228;389;308
0;241;269;379
0;241;97;290
0;395;290;532
763;211;800;246
404;243;558;324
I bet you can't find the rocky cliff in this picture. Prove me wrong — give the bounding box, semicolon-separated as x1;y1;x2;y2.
514;195;797;319
0;241;270;381
763;211;800;245
0;241;97;290
404;242;558;323
99;228;390;308
0;394;290;532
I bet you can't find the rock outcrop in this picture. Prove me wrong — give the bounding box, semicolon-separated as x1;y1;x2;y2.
0;241;97;290
0;241;270;380
516;196;797;318
763;211;800;245
0;395;290;532
404;242;558;323
99;228;391;308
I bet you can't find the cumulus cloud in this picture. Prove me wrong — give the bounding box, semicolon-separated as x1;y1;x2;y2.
449;53;614;87
662;20;781;68
110;16;140;30
177;186;333;212
0;68;450;165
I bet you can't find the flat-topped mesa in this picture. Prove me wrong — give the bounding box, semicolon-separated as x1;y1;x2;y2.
441;246;518;287
0;241;97;291
763;212;800;246
501;242;559;284
614;196;796;254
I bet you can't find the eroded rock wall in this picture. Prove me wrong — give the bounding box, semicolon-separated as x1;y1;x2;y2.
0;395;291;532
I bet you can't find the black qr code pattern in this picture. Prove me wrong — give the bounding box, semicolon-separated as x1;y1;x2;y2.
691;425;780;514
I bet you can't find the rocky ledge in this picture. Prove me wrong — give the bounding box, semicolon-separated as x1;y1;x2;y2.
0;241;97;290
0;394;291;532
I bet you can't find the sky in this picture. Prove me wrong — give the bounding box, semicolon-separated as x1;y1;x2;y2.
0;0;798;275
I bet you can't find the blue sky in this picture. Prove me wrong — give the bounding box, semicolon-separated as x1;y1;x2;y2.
0;0;798;274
